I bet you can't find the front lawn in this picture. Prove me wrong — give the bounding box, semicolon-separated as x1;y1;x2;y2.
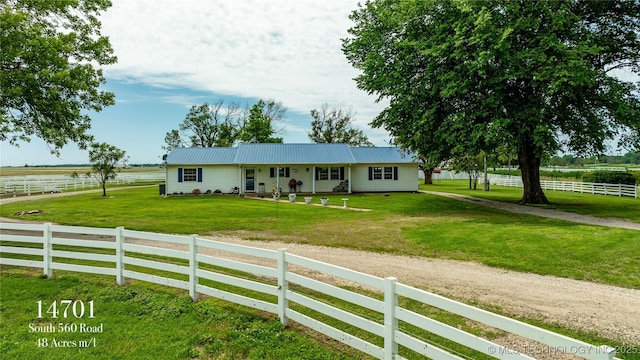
1;186;638;289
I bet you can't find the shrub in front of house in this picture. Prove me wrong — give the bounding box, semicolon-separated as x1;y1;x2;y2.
581;171;636;185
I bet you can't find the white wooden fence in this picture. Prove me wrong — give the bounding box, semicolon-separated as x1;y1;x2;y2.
0;171;165;197
489;175;639;199
0;222;620;360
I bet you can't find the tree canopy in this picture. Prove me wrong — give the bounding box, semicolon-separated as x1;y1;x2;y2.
172;101;243;148
308;103;373;146
238;99;286;144
87;142;127;197
1;0;117;154
165;99;286;150
343;0;640;204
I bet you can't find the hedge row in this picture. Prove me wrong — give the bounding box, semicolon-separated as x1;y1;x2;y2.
581;171;637;185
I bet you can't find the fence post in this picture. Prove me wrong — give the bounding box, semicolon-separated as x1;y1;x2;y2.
43;223;52;277
115;226;124;285
277;248;289;327
384;277;398;360
189;235;198;302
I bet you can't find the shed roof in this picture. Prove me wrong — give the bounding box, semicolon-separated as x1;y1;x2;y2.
165;144;415;165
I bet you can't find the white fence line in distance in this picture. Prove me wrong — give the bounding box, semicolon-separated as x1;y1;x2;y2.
0;222;620;360
0;171;165;197
489;175;639;199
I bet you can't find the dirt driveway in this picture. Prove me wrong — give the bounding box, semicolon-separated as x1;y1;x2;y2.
2;188;639;348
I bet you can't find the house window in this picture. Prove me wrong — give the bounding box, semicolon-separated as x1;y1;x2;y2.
183;168;197;182
270;167;290;178
369;166;398;181
330;167;340;180
373;167;382;180
316;167;344;181
384;167;393;180
318;167;329;180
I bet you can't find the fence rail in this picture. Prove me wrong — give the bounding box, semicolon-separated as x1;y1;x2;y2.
0;223;619;360
489;175;639;199
0;171;165;197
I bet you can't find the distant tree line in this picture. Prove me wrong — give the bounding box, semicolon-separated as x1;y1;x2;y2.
545;152;640;167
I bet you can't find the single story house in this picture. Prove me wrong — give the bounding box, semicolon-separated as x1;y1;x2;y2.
163;143;418;195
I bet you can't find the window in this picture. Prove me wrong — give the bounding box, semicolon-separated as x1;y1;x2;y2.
183;168;197;182
330;167;340;180
373;167;382;180
369;166;398;181
178;167;202;182
269;167;290;178
318;167;329;180
384;167;393;180
315;166;344;181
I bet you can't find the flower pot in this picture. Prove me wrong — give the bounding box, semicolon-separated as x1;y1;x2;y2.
288;193;296;202
304;197;312;204
321;198;329;206
272;195;280;201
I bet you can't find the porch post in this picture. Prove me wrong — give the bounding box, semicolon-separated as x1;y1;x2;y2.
312;166;316;194
238;164;242;194
348;164;352;193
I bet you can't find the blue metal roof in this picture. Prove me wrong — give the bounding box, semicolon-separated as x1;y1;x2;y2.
234;143;355;164
166;144;416;165
166;147;238;165
349;147;415;163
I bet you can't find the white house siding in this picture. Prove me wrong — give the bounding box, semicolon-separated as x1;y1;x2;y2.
351;163;419;192
166;165;238;194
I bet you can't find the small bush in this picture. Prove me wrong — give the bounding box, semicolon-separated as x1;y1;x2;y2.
582;171;636;185
192;189;201;195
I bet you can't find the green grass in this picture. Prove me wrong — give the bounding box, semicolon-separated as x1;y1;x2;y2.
2;185;639;358
424;180;640;222
0;269;360;360
1;185;639;289
4;269;638;360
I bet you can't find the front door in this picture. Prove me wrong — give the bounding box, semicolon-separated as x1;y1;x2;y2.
245;168;255;192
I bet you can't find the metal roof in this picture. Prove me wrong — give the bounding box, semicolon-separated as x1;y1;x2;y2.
165;147;238;165
234;143;355;164
349;147;415;163
166;144;416;165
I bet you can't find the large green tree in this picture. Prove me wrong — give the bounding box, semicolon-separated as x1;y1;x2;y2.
238;99;286;143
171;101;243;148
1;0;117;154
343;0;640;204
308;103;373;146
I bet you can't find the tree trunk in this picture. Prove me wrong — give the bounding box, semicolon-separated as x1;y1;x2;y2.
423;168;434;185
102;183;107;197
518;138;549;204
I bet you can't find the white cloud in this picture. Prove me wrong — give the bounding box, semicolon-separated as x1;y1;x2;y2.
101;0;387;138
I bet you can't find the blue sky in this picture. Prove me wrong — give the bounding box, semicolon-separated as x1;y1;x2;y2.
0;0;389;166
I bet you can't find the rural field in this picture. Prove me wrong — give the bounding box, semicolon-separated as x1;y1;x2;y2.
0;165;163;177
1;180;639;359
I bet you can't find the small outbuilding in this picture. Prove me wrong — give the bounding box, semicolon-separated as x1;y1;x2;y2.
163;143;418;195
